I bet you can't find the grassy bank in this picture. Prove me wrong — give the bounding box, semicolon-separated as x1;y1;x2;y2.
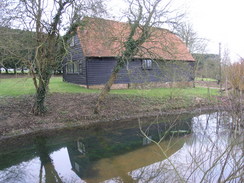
0;76;219;98
0;76;222;138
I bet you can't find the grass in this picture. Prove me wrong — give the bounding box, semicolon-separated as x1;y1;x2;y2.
0;76;219;98
195;77;218;82
0;76;98;96
111;87;218;99
0;77;36;96
49;77;98;94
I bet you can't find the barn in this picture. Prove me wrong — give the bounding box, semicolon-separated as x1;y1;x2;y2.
63;17;195;89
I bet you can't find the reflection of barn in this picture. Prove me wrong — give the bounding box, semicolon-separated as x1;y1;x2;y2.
67;115;193;183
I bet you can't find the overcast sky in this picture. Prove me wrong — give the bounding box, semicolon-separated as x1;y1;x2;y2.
107;0;244;62
186;0;244;61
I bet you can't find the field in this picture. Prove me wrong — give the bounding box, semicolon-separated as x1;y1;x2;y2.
0;76;219;98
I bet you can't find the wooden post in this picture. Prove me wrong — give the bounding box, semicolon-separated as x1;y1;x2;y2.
219;43;222;96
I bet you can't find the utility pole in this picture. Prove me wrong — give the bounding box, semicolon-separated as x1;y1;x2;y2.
219;42;222;95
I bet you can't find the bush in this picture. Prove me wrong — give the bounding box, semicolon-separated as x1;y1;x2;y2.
226;60;244;91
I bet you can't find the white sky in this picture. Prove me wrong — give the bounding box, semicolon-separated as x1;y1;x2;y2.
106;0;244;62
186;0;244;61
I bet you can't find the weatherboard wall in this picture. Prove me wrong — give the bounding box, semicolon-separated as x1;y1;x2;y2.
86;57;130;85
85;58;194;86
63;34;87;85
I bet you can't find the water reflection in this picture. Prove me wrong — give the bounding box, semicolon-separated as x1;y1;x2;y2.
0;112;243;183
0;157;40;183
69;136;187;183
66;116;191;183
130;113;244;183
35;137;63;183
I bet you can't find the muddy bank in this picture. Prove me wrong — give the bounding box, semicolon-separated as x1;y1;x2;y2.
0;93;224;141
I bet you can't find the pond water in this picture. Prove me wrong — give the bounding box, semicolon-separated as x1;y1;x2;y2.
0;112;243;183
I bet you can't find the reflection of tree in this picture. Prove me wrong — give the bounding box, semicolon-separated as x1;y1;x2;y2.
0;148;40;183
35;137;63;183
1;113;241;182
0;164;29;183
189;115;244;182
138;112;244;182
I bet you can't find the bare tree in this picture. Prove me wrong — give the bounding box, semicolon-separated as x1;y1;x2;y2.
1;0;106;115
0;1;11;27
94;0;184;113
222;47;231;94
226;59;244;93
174;22;207;54
174;22;208;87
224;59;244;130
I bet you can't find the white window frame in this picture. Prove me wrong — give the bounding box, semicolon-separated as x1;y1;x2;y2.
143;136;152;145
73;62;79;74
79;61;83;74
70;36;75;47
66;61;79;74
66;62;73;74
142;59;152;70
77;140;86;154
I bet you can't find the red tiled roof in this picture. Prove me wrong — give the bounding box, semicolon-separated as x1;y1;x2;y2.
77;17;195;61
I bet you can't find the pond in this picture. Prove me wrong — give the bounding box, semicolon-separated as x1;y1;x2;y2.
0;112;243;183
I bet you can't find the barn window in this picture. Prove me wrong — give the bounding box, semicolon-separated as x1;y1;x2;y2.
73;62;79;73
142;59;152;70
74;162;80;172
79;61;83;74
66;62;73;73
70;36;75;47
77;141;86;155
143;136;152;145
66;61;79;74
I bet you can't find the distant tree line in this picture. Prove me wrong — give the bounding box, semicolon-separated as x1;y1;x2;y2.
0;27;63;74
0;26;34;73
192;53;220;80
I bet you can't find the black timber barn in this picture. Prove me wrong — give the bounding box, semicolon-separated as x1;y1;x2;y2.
63;17;195;89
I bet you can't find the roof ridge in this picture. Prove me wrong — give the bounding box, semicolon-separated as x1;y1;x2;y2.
76;17;194;61
82;16;173;33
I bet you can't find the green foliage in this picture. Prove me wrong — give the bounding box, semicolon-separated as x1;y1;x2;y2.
0;27;35;71
192;53;220;79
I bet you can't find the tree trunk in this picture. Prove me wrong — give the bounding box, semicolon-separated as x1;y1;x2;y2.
32;73;51;115
21;66;24;74
193;59;200;88
93;18;149;114
35;137;63;183
32;88;47;115
94;70;118;114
